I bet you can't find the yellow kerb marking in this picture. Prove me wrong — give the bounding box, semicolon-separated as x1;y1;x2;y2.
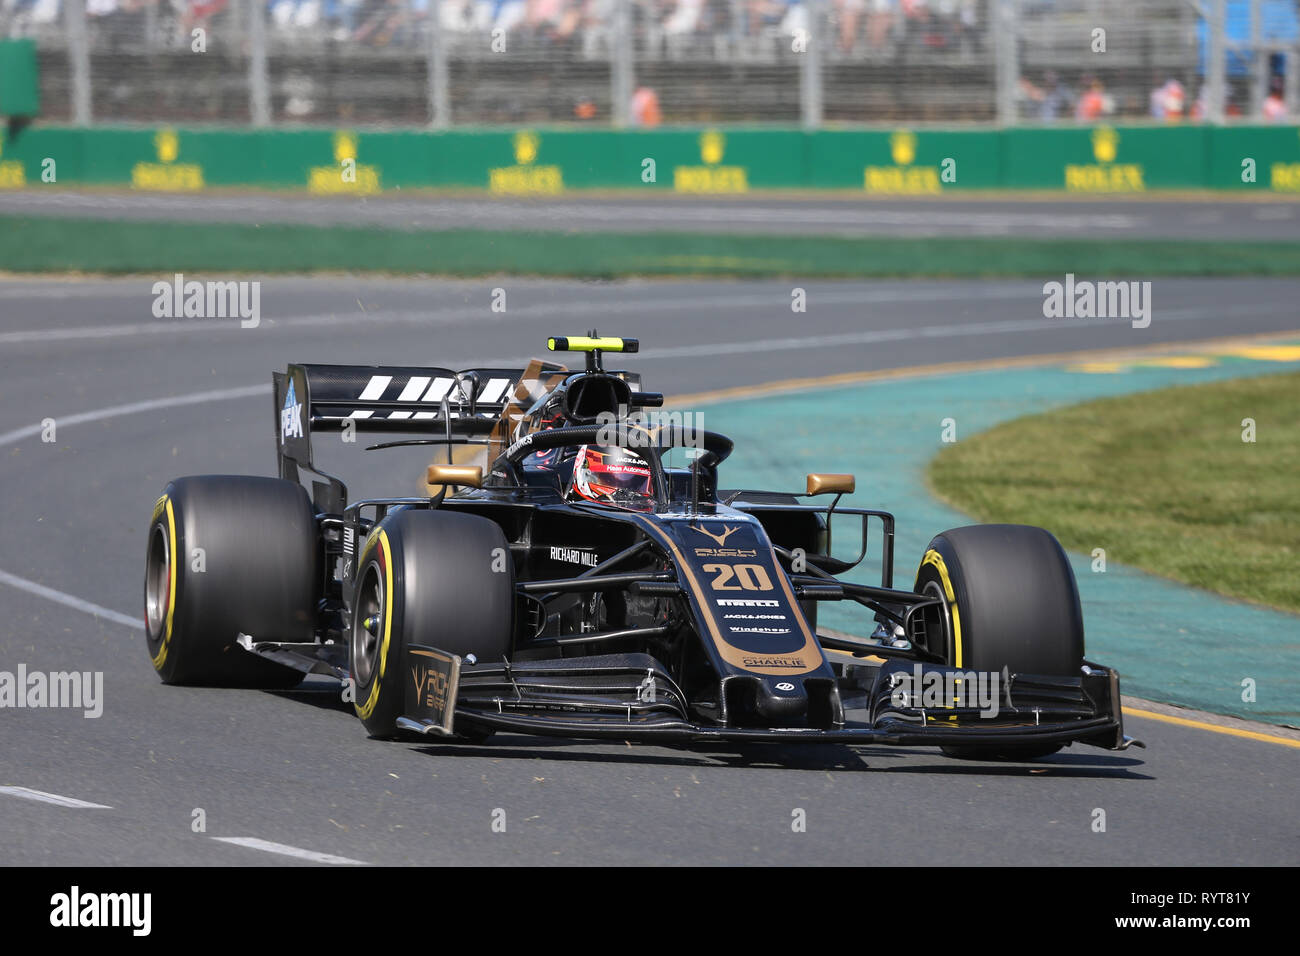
1126;707;1300;749
1222;345;1300;362
1140;356;1216;369
1067;362;1125;374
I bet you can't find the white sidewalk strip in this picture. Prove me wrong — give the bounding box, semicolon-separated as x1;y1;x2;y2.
212;837;370;866
0;569;140;629
0;786;112;809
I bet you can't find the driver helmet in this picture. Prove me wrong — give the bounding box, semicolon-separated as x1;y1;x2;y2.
568;445;654;508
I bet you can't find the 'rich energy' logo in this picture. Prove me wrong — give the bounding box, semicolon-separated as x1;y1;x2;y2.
410;663;451;714
692;524;740;547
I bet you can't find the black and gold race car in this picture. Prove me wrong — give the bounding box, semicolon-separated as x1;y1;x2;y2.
143;335;1140;760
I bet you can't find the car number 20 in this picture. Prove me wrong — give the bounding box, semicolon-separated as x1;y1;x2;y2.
702;563;774;591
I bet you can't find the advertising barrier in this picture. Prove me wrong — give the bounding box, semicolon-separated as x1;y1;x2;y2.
0;124;1297;194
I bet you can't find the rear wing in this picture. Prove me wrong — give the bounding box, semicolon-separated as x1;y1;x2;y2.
272;361;640;511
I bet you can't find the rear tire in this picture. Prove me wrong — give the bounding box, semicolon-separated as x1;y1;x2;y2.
350;509;514;739
145;476;317;688
913;524;1084;761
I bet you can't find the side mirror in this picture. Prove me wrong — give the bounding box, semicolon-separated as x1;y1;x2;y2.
427;464;483;489
806;473;855;496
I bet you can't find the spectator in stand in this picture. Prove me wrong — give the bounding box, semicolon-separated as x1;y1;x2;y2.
894;0;934;58
835;0;864;52
1263;75;1288;121
492;0;527;35
865;0;894;50
529;0;578;39
630;86;662;125
179;0;229;40
741;0;785;36
663;0;703;35
1074;77;1108;121
1016;74;1044;118
955;0;976;53
1036;70;1072;122
1150;77;1185;120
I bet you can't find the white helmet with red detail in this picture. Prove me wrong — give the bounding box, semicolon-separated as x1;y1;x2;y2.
568;445;654;509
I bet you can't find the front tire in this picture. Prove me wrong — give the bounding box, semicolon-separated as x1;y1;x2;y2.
145;476;317;687
913;523;1084;761
350;509;514;739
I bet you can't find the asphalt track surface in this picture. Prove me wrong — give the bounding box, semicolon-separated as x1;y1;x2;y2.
2;274;1298;866
2;189;1300;239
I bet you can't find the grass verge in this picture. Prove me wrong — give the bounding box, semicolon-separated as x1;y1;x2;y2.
4;215;1300;277
928;371;1300;614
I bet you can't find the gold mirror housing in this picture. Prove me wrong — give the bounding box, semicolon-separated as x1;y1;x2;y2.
806;473;855;496
426;464;483;489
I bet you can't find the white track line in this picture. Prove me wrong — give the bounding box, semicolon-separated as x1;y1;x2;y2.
2;299;1284;450
0;286;1286;348
212;837;369;866
0;286;1028;345
0;383;270;448
0;568;141;629
0;786;112;809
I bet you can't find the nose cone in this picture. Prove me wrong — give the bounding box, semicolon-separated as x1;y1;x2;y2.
725;675;809;726
754;679;808;724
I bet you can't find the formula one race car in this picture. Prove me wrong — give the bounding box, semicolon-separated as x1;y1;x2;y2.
143;335;1140;759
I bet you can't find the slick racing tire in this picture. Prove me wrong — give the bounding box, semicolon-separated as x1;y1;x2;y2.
350;509;514;740
145;476;317;688
912;524;1084;762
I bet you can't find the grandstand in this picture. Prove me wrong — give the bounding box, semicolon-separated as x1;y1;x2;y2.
1;0;1296;124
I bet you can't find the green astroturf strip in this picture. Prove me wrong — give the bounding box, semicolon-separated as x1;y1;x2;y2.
4;215;1300;277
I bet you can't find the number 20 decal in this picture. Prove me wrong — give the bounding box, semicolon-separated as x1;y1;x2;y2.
703;563;774;591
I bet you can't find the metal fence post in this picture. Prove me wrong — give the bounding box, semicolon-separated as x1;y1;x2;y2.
428;0;450;128
611;0;633;127
800;0;823;129
1206;0;1226;123
993;0;1019;126
1250;0;1265;118
1287;47;1300;117
248;0;271;127
63;0;91;125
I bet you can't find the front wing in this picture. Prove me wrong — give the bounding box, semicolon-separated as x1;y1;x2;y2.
396;649;1141;751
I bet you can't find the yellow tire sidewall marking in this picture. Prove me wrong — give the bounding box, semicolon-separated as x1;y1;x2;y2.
150;496;178;670
356;529;394;721
921;548;962;668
